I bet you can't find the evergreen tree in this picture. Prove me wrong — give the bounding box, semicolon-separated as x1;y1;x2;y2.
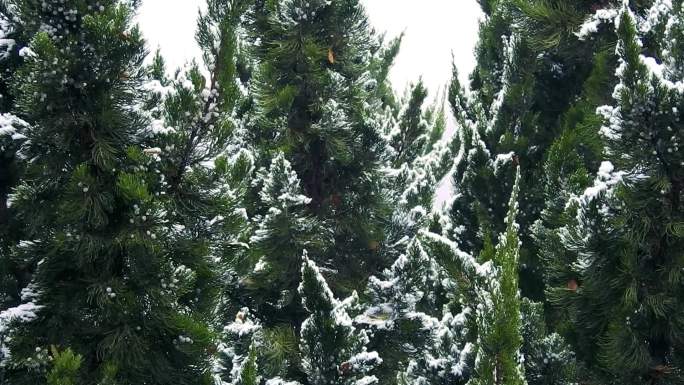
298;252;382;385
387;83;452;213
363;237;460;385
388;80;429;168
139;0;258;381
240;152;329;325
139;0;253;320
0;1;217;383
216;307;264;385
441;0;629;301
0;1;24;232
442;26;539;296
243;0;391;293
227;153;330;383
543;3;684;383
467;168;526;385
519;299;579;385
0;0;30;311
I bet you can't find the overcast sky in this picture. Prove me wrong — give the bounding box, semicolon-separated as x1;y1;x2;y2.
137;0;482;96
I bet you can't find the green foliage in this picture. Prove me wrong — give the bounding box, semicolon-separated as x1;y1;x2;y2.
3;1;684;385
0;1;223;384
240;153;330;325
469;168;526;385
235;344;260;385
511;0;586;50
538;2;684;384
520;299;579;385
46;347;82;385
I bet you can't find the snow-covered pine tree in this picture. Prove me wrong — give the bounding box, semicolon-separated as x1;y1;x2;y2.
224;153;329;383
215;307;264;385
139;0;253;321
386;81;452;212
0;1;23;228
440;12;538;295
442;0;626;302
139;1;262;382
299;252;382;385
388;80;430;168
409;180;524;385
240;153;330;322
362;235;475;385
383;84;453;247
368;32;402;117
243;0;391;293
508;0;618;308
361;78;461;385
0;1;30;311
519;298;579;385
0;1;218;383
543;2;684;383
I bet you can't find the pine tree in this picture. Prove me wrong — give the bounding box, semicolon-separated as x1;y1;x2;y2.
518;299;578;385
299;252;382;385
362;237;459;385
543;3;684;383
242;0;391;293
0;1;217;383
388;80;429;168
441;23;541;296
0;2;24;231
0;0;30;311
387;83;452;212
139;0;258;382
139;0;253;320
241;152;330;327
45;347;82;385
441;0;630;302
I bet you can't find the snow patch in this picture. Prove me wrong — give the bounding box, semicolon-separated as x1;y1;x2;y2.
576;8;619;41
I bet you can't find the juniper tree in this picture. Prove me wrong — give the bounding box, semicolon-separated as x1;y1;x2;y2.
543;3;684;383
0;1;220;383
466;168;526;385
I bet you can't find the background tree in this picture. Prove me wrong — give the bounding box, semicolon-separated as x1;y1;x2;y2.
298;252;382;385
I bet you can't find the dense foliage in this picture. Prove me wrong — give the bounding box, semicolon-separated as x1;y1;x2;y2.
0;0;682;384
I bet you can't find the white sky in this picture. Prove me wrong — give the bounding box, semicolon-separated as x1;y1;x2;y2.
137;0;482;96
